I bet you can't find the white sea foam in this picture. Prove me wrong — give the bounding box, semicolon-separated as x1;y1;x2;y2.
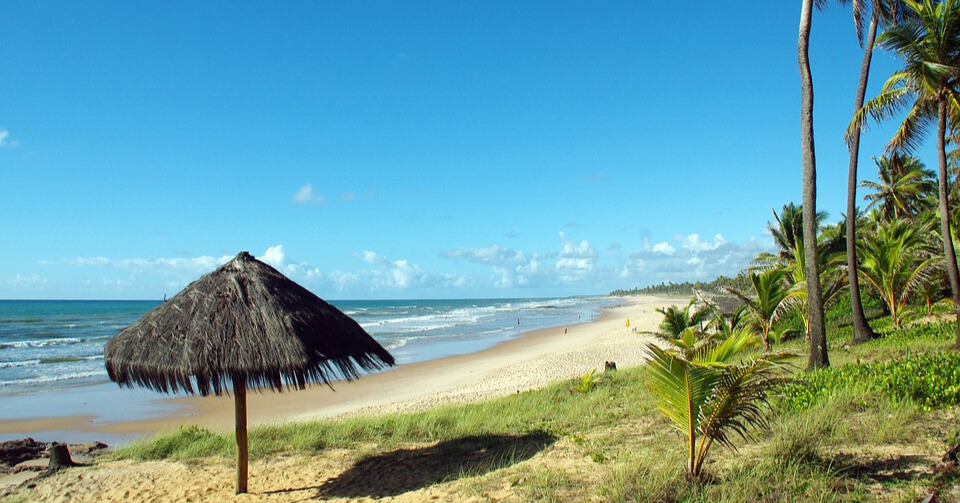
0;370;106;388
0;359;40;369
0;337;85;349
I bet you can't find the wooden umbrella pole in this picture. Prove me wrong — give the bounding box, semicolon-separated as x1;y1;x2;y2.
233;375;248;494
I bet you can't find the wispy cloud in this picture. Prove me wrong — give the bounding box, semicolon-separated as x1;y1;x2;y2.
440;244;535;287
292;184;328;206
68;254;233;272
619;233;769;282
440;244;526;265
4;273;47;288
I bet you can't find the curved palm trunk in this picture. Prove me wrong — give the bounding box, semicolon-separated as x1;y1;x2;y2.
799;0;829;370
847;8;880;344
936;100;960;348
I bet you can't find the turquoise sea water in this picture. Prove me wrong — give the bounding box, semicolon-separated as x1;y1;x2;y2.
0;297;616;442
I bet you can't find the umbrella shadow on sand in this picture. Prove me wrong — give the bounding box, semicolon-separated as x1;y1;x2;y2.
269;431;556;499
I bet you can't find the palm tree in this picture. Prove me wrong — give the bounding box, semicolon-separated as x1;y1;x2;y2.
755;204;844;340
841;0;904;345
799;0;831;368
644;327;791;479
861;154;937;219
653;299;710;338
850;0;960;347
724;268;794;350
858;218;938;327
766;203;827;265
782;223;850;339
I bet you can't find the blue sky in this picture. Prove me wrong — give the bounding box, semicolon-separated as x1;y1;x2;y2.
0;2;933;300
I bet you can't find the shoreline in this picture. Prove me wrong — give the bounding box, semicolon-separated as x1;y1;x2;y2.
0;294;687;443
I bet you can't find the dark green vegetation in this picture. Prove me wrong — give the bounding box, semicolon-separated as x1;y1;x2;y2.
611;276;747;297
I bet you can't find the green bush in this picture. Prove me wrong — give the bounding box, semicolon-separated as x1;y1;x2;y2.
781;351;960;412
869;321;955;346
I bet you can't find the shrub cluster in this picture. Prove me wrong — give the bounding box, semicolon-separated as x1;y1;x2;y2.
868;321;955;346
781;350;960;411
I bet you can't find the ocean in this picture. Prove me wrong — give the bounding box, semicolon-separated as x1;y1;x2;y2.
0;296;617;398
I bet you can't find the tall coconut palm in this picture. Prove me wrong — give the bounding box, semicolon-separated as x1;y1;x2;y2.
858;218;938;327
841;0;904;345
849;0;960;347
644;327;792;478
861;154;937;219
799;0;831;369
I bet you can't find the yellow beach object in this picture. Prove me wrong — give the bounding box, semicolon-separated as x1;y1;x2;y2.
625;318;630;327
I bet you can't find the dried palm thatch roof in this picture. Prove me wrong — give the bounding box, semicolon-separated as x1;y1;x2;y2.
104;251;395;396
693;289;744;315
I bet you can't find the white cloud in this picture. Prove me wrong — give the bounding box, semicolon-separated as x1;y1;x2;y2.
440;244;539;288
362;250;386;264
257;245;323;280
678;233;725;252
651;242;675;255
69;254;233;272
69;257;111;266
556;238;596;282
6;273;47;288
440;244;525;265
292;184;327;206
621;234;770;283
0;129;18;148
390;260;418;288
260;245;286;268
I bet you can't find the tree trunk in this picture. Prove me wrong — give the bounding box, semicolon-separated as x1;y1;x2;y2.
936;100;960;348
45;443;76;472
799;0;829;370
847;7;879;344
234;375;249;495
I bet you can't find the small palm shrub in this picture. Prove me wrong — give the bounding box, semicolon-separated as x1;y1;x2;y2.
644;327;792;478
572;369;603;394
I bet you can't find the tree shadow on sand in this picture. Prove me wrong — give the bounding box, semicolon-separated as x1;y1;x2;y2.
292;431;555;499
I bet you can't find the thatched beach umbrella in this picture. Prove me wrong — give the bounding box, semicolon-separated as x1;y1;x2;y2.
104;251;394;494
